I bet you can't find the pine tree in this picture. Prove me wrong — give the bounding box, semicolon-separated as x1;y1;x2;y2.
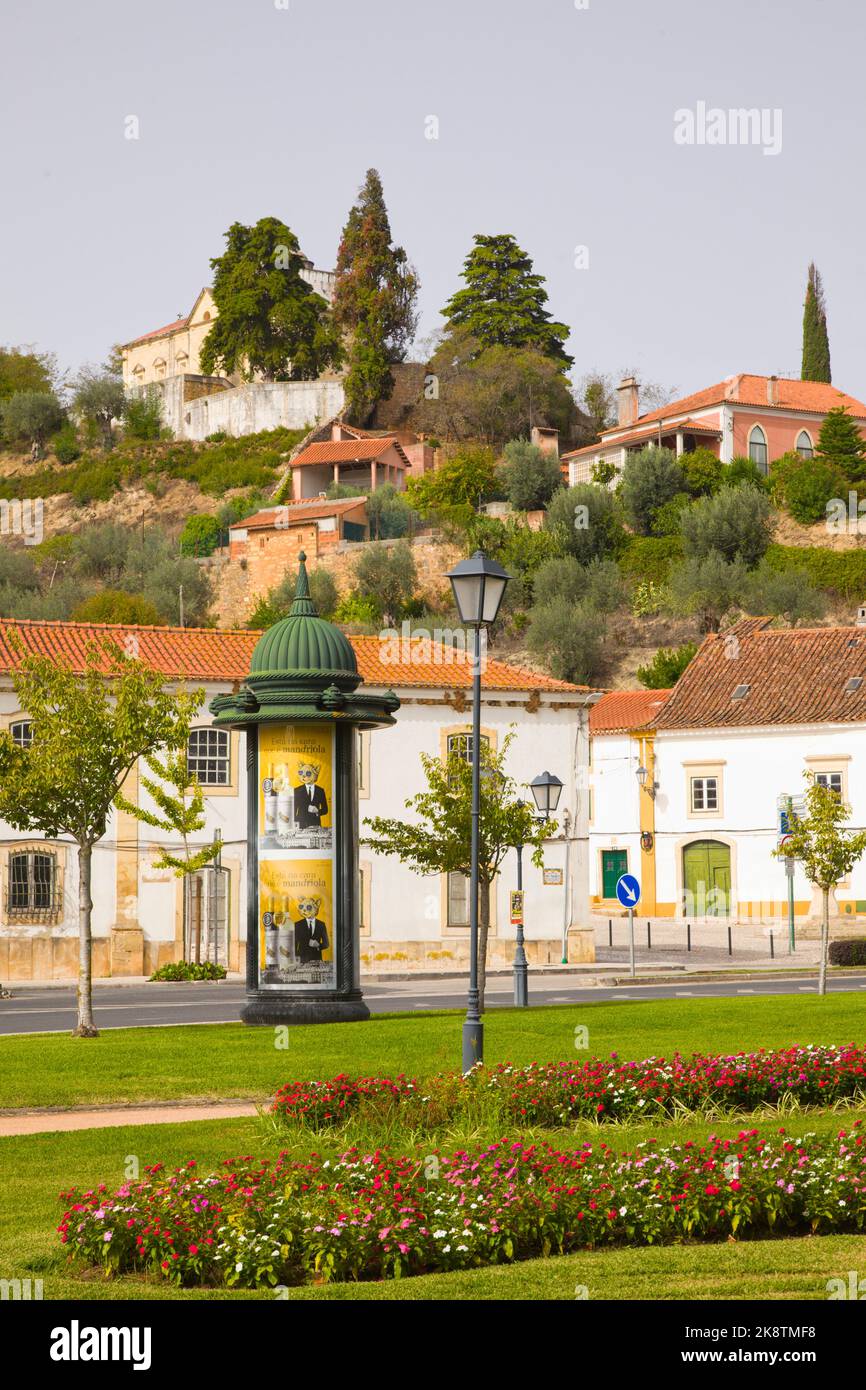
815;405;866;481
332;169;419;421
442;234;573;368
801;262;831;383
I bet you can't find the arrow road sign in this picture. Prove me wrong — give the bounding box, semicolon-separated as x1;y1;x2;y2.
615;873;641;908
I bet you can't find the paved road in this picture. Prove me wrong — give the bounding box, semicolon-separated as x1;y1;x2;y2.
2;972;866;1034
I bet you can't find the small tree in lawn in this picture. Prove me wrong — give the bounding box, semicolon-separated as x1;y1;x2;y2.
772;774;866;995
115;748;220;962
0;640;201;1035
363;732;551;1011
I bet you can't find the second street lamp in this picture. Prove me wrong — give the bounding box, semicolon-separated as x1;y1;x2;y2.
446;550;511;1074
513;772;564;1007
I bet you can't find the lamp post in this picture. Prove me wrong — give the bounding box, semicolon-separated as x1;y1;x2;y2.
512;770;563;1007
447;550;511;1073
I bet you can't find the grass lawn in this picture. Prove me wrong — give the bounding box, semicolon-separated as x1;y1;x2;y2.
1;992;865;1109
3;1109;865;1302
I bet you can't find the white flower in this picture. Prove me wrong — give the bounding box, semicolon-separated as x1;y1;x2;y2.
619;1206;627;1216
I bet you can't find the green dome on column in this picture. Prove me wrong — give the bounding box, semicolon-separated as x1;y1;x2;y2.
249;552;358;680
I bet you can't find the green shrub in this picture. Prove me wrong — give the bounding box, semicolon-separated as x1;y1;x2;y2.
771;452;847;524
680;447;722;497
545;484;627;563
666;553;749;632
620;535;682;586
636;642;698;689
828;938;866;966
123;389;163;441
619;446;684;535
71;590;164;625
742;561;826;626
499;438;564;511
50;423;81;465
149;960;227;981
724;455;769;491
631;580;662;616
650;491;691;537
764;544;866;600
71;459;125;505
680;484;773;567
532;556;625;613
527;597;606;683
334;592;382;625
180;514;223;557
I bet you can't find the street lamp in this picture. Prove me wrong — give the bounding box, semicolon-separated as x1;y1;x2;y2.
512;771;564;1008
636;764;659;799
447;550;511;1073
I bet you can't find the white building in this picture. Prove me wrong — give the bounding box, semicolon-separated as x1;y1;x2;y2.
0;620;597;982
588;617;866;936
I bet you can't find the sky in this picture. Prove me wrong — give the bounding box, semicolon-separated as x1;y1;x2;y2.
2;0;865;404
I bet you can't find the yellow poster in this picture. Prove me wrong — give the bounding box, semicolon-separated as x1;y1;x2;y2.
259;723;334;852
258;858;335;989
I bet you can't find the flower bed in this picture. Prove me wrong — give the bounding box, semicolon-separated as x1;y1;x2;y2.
271;1044;866;1131
59;1124;866;1288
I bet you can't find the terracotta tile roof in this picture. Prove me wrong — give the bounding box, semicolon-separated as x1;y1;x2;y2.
634;375;866;429
562;418;721;460
590;689;672;734
123;315;190;348
0;620;588;695
655;619;866;730
291;438;409;468
232;497;367;529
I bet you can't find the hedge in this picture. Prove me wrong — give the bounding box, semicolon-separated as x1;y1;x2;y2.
620;535;683;587
764;543;866;600
828;939;866;967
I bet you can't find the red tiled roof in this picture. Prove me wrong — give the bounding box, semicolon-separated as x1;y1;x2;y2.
655;620;866;730
562;418;721;460
590;689;672;734
634;375;866;428
124;316;190;348
233;497;368;530
0;620;588;695
291;438;409;468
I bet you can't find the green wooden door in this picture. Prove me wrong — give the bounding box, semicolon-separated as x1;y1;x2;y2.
683;840;731;917
602;850;629;899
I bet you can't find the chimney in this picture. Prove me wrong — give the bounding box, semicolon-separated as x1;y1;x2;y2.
856;604;866;627
531;424;560;456
616;377;640;427
724;374;742;401
767;375;778;406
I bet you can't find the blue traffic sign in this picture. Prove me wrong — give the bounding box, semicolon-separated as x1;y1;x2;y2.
615;873;641;908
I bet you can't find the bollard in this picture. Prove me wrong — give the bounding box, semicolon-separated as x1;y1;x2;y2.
647;920;652;949
608;918;613;949
770;931;775;960
727;925;732;957
686;921;691;952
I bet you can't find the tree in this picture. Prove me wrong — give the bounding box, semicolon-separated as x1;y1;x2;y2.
680;447;722;498
815;405;866;482
72;368;126;449
770;451;846;524
636;642;697;689
199;217;342;382
363;732;551;1010
742;562;826;627
666;553;749;632
123;388;163;440
680;484;773;567
2;390;64;454
0;642;200;1035
407;444;498;527
333;169;419;421
365;483;415;540
353;541;417;623
419;329;577;445
772;775;866;994
545;483;626;563
180;514;224;557
619;447;685;536
527;597;606;683
574;368;678;438
499;438;564;511
442;234;573;367
801;262;831;383
0;345;58;400
532;556;626;613
71;590;164;625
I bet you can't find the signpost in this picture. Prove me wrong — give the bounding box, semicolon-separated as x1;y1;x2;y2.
616;873;641;979
777;796;802;955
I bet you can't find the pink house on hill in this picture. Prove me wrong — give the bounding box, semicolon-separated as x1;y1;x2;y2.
563;374;866;485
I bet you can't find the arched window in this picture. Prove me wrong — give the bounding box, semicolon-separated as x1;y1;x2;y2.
153;357;167;379
796;430;814;459
748;425;768;474
187;727;230;786
10;719;33;748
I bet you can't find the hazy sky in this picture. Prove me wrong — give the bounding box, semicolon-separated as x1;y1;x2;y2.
2;0;865;402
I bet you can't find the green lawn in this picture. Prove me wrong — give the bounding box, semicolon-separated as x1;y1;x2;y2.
2;992;864;1109
3;1110;865;1302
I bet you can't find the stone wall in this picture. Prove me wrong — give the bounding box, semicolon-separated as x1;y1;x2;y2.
137;374;345;442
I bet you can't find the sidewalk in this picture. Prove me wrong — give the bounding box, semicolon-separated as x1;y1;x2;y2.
0;1098;261;1138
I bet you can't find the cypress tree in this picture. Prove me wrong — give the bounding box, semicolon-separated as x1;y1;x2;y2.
801;262;832;383
442;234;573;368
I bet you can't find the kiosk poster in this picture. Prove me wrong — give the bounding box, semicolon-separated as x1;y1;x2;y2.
259;724;334;852
258;857;335;990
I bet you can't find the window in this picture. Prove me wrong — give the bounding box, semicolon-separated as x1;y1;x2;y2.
748;425;768;473
10;720;33;748
446;732;489;765
8;850;57;914
815;771;843;798
691;776;719;812
447;871;470;926
187;728;230;786
796;430;814;459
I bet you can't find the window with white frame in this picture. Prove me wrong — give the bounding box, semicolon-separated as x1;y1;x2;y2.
815;770;843;798
10;719;33;748
8;850;57;913
690;775;719;812
748;425;768;473
187;728;230;786
796;430;814;459
446;732;490;765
